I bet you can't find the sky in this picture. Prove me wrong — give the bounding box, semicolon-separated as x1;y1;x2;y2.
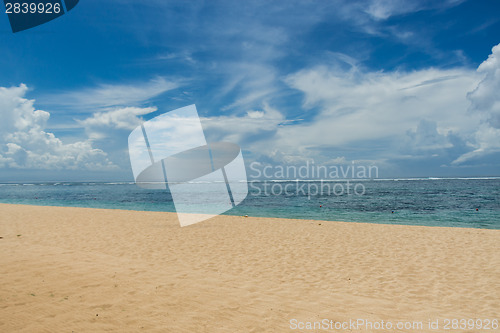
0;0;499;181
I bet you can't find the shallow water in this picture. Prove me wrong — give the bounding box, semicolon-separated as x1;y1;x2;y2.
0;178;499;229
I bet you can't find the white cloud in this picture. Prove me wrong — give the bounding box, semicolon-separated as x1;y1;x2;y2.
216;60;281;112
364;0;465;21
365;0;421;20
247;110;264;119
202;102;285;144
189;63;485;167
452;125;500;165
403;119;453;152
36;78;180;165
79;106;157;139
0;84;116;170
279;66;479;156
116;43;499;174
453;43;500;164
43;77;179;110
467;43;500;128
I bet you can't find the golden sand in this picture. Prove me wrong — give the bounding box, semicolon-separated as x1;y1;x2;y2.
0;204;498;332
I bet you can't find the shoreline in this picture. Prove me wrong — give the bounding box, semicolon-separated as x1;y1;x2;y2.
1;203;499;332
0;202;497;231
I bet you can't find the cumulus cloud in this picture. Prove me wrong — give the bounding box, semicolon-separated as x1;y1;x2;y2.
0;84;116;170
398;119;467;168
453;43;500;164
107;43;497;174
452;125;500;165
79;106;157;139
250;44;498;169
468;44;500;125
404;119;453;152
192;61;486;168
39;78;181;169
273;65;479;164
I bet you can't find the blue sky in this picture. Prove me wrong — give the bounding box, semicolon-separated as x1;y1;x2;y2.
0;0;499;181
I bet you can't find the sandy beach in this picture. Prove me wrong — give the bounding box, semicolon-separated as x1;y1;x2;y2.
0;203;498;332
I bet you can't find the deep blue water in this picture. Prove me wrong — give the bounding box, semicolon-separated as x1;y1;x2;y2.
0;178;499;229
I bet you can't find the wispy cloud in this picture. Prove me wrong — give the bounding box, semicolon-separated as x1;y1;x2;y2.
2;0;497;177
365;0;422;20
200;60;485;169
364;0;465;21
42;77;180;111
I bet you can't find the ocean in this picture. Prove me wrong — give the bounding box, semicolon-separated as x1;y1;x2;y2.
0;178;499;230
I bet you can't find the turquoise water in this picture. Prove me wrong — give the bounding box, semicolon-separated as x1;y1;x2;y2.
0;178;499;229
